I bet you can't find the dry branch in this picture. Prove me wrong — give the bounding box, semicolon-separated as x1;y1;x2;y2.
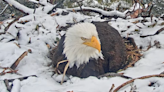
10;51;28;70
113;74;164;92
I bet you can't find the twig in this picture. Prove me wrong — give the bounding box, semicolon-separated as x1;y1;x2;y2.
0;4;9;15
109;84;115;92
10;51;28;70
113;74;164;92
0;67;21;76
14;42;21;48
33;3;36;14
5;17;20;31
6;32;15;38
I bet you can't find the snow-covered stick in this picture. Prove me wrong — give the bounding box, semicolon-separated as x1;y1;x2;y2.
4;75;37;82
2;0;33;14
4;17;20;31
66;7;126;19
113;74;164;92
10;51;28;70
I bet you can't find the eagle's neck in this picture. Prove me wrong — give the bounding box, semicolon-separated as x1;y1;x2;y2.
63;43;103;68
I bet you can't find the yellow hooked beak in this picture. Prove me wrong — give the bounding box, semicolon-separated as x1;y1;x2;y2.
83;36;101;52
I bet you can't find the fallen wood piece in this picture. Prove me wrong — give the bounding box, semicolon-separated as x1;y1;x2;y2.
10;51;28;70
113;74;164;92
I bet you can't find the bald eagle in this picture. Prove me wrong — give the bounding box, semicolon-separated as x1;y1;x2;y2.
52;22;127;82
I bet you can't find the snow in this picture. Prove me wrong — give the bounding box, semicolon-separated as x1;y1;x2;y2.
5;0;33;14
11;79;21;92
130;3;142;11
1;1;164;92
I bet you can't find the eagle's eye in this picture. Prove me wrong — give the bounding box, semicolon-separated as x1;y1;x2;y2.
81;37;90;41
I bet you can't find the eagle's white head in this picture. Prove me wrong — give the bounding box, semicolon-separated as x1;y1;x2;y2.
63;23;103;68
